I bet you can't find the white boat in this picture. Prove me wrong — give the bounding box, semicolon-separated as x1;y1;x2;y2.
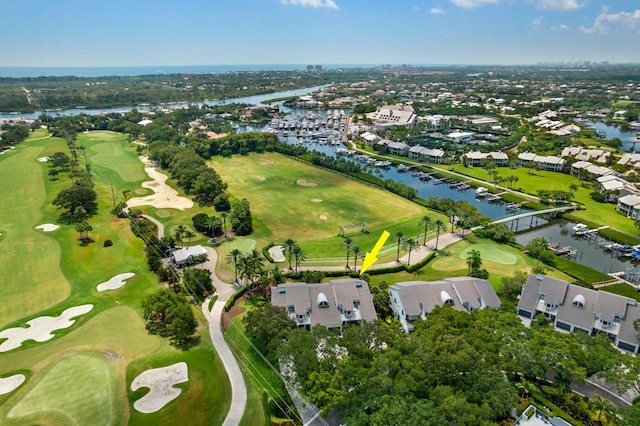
475;187;488;197
571;223;589;234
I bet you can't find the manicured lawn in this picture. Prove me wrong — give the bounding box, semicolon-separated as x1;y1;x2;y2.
370;235;573;291
602;283;640;302
209;152;448;274
0;130;231;425
5;355;123;425
0;136;70;327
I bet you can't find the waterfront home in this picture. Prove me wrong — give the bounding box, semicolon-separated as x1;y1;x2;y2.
389;278;501;333
377;139;410;156
271;279;377;332
359;131;379;145
616;194;640;219
462;151;508;167
408;145;445;163
617;152;640;168
597;175;638;201
517;274;640;354
570;161;614;178
517;152;566;172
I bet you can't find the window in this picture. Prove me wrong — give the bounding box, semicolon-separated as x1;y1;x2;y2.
572;294;585;309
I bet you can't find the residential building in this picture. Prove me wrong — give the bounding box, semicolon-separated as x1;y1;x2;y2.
597;175;638;201
514;405;571;426
408;146;445;163
517;152;566;172
389;277;501;333
462;151;508;167
517;274;640;354
271;279;377;331
377;139;409;155
171;245;207;266
617;153;640;168
570;161;614;178
617;194;640;219
561;146;610;163
359;131;379;145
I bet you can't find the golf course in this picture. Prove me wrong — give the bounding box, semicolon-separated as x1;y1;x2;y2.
0;130;229;425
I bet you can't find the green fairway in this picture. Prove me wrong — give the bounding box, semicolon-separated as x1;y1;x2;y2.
227;238;258;253
209;153;446;268
6;355;123;426
0;138;70;327
0;131;231;425
210;153;425;242
457;243;518;266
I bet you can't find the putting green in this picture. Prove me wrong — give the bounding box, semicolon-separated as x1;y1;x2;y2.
457;243;518;266
6;355;123;425
226;238;257;253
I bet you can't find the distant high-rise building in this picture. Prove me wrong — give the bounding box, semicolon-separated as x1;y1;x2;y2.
314;65;322;71
306;65;314;71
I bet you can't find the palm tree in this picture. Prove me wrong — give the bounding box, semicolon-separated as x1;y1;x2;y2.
395;231;404;262
401;238;419;266
292;245;306;274
351;245;363;272
447;207;457;232
226;248;242;284
174;225;186;245
283;238;296;271
183;229;196;243
591;394;616;424
342;236;353;270
528;237;549;264
634;219;640;235
207;216;218;237
466;249;482;271
220;212;228;237
433;219;446;250
569;183;578;195
418;215;432;246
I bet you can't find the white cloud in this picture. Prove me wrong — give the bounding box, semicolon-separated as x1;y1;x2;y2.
280;0;338;10
450;0;502;9
532;16;542;26
580;9;640;35
550;24;571;31
430;6;445;14
535;0;582;11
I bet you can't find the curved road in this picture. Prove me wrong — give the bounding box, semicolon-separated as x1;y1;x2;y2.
201;247;247;426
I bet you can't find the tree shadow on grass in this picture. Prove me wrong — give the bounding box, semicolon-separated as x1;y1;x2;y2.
79;237;95;247
172;335;201;351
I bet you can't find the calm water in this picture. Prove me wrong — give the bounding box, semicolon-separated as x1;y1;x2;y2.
515;220;637;274
589;120;639;151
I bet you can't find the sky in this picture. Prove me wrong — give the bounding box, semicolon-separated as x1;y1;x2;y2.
1;0;639;68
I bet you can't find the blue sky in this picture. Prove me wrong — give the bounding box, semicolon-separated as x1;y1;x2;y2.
1;0;639;67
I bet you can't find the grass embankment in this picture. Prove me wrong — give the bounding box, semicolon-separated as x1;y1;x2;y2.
0;131;229;425
456;165;640;236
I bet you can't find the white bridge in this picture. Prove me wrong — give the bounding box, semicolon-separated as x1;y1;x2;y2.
490;205;578;225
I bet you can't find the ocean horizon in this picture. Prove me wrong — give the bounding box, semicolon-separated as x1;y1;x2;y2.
0;64;388;78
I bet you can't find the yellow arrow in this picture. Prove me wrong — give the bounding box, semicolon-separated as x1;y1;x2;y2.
360;230;390;276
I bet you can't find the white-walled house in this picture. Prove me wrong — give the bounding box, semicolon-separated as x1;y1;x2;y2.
408;146;445;163
171;245;207;266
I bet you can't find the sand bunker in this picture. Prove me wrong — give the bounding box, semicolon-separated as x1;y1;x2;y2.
35;224;59;232
255;175;266;181
132;362;189;413
126;156;193;211
96;273;135;292
296;179;317;187
0;374;26;395
319;215;328;220
37;157;49;162
310;198;323;203
269;245;286;262
0;304;93;352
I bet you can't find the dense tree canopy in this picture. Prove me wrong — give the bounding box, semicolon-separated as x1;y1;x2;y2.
142;290;197;347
